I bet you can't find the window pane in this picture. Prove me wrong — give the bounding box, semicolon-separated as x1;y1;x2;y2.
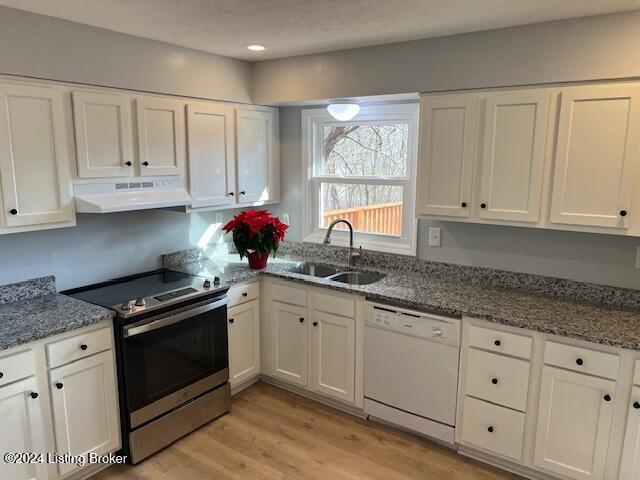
321;183;404;236
322;124;408;177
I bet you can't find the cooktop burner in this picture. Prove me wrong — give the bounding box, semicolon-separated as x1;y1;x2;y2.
63;269;228;319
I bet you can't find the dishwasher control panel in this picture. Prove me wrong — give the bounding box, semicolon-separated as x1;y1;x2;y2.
369;305;460;347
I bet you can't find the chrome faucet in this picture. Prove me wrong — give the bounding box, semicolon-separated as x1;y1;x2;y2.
323;218;361;267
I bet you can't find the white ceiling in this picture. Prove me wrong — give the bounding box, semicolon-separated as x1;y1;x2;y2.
2;0;640;61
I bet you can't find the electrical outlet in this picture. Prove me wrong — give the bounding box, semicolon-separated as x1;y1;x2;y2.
428;227;441;247
283;213;290;225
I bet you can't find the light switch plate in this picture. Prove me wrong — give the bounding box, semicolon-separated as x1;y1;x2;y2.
428;227;441;247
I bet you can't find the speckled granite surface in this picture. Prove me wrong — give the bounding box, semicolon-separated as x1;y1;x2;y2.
164;243;640;350
0;277;114;351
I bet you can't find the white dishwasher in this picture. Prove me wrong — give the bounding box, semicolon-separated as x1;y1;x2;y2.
364;303;461;445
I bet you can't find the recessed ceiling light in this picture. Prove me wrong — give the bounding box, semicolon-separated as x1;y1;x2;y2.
247;44;266;51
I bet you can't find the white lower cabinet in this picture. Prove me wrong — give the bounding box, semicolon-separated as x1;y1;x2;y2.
49;349;120;477
619;387;640;479
228;299;261;387
0;377;47;480
271;301;309;387
310;310;356;403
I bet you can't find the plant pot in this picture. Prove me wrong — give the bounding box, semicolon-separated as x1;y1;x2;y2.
248;251;269;270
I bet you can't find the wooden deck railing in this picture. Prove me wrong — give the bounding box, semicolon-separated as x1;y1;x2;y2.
322;202;403;236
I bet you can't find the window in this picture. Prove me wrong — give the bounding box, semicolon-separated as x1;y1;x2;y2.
302;103;419;255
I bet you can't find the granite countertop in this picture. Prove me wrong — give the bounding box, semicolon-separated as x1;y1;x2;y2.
0;284;114;351
169;252;640;351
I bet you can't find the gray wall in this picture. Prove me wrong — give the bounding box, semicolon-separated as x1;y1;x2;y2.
276;107;640;289
253;11;640;103
0;6;252;103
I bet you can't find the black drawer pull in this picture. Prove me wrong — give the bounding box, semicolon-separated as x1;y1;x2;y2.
80;344;88;351
461;202;467;208
491;378;499;385
242;292;248;297
480;203;487;209
620;210;628;217
229;318;234;324
142;161;150;166
576;358;584;366
55;382;63;389
9;209;17;215
633;402;640;410
0;372;3;379
30;392;38;399
299;317;304;323
487;426;494;433
313;321;318;327
494;339;501;346
604;394;611;402
125;161;132;166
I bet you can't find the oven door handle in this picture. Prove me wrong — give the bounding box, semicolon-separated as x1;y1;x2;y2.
123;297;228;338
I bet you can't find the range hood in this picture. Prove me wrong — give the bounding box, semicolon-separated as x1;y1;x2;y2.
74;180;192;213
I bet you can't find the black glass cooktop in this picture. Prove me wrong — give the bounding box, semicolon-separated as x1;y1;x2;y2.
63;269;208;308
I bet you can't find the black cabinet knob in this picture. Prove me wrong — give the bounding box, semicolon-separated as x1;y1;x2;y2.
480;203;487;209
313;321;318;327
228;192;235;196
80;344;88;351
0;372;3;379
240;191;246;195
576;358;584;366
494;339;501;346
242;292;248;297
491;378;499;385
461;202;467;208
142;161;150;166
633;402;640;410
604;394;611;402
30;392;38;399
55;382;63;389
487;426;494;433
620;210;628;217
9;209;17;215
299;317;304;323
229;318;234;324
125;161;132;166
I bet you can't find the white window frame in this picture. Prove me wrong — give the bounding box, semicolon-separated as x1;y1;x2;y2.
301;103;419;256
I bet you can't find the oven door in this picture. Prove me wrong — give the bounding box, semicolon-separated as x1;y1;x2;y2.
121;296;228;428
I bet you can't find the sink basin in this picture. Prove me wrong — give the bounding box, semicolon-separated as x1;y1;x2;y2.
292;262;340;278
328;271;386;285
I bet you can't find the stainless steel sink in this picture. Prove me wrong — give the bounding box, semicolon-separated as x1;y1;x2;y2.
292;262;340;278
328;271;385;285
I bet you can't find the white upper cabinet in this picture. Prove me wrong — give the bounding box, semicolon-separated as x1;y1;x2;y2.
0;84;74;228
186;102;236;208
0;377;47;480
417;93;478;217
478;90;549;223
72;91;134;178
550;84;640;229
136;97;185;176
534;365;615;480
235;107;279;204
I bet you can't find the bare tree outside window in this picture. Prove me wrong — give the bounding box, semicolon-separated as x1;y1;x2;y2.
320;124;409;236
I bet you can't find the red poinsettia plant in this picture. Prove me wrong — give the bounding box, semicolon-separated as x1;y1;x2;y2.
223;209;288;269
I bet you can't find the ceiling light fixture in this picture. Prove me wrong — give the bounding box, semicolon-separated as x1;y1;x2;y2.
327;102;360;121
247;44;266;51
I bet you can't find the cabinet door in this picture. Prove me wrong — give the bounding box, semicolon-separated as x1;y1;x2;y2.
310;310;355;403
478;90;549;222
417;93;479;217
186;102;236;208
0;84;74;227
550;84;640;229
534;366;615;480
228;299;261;387
235;108;278;204
136;97;185;176
72;91;134;178
0;377;47;480
270;301;308;387
49;350;120;477
619;386;640;480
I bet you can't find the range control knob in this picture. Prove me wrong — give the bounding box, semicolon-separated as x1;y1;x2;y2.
213;276;221;285
121;301;133;311
134;297;146;307
203;279;212;288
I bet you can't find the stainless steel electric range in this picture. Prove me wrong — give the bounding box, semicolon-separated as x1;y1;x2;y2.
63;269;231;463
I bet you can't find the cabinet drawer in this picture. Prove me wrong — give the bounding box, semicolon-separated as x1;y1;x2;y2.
465;348;530;411
310;291;355;318
634;360;640;386
47;327;113;368
228;282;259;308
544;341;619;380
0;349;35;386
468;324;532;359
271;282;308;307
460;396;526;461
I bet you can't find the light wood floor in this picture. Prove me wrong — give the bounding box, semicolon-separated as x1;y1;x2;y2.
93;382;522;479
